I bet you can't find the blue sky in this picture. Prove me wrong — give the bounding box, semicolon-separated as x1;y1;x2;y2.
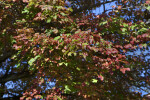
92;1;116;14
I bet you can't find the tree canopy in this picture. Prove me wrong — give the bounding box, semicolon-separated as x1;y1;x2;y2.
0;0;150;99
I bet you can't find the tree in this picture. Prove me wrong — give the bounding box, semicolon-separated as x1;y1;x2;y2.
0;0;150;99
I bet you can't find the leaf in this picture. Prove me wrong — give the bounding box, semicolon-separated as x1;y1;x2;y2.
121;28;127;32
47;17;52;23
68;52;72;56
120;68;130;74
82;43;88;48
59;62;63;66
123;23;128;27
142;43;147;48
73;52;77;56
91;79;98;83
64;85;71;93
53;15;57;20
85;82;89;85
57;96;62;100
146;6;150;10
22;7;30;14
59;62;68;66
23;0;29;3
68;8;73;12
28;55;40;66
138;28;148;32
99;21;107;26
64;62;68;66
54;36;60;40
124;44;132;49
45;29;53;36
98;75;104;81
16;63;21;68
60;12;66;16
76;67;80;71
118;5;122;10
53;29;58;34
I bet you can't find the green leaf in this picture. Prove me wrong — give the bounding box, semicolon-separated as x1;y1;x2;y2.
16;19;26;23
54;36;60;40
146;6;150;10
68;8;73;12
47;17;52;23
76;67;80;71
53;15;57;20
16;63;21;68
130;24;137;30
59;62;68;66
59;62;63;66
28;55;40;66
22;9;29;14
64;85;71;93
121;28;127;32
66;33;71;36
122;23;128;27
56;6;63;9
122;32;126;35
57;96;62;100
60;12;66;16
91;79;98;83
73;52;77;56
138;28;148;32
68;52;72;56
64;62;68;66
143;43;147;48
85;81;89;85
82;43;88;49
45;29;53;36
99;21;107;26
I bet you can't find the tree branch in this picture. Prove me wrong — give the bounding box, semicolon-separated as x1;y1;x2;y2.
1;95;21;100
0;50;16;64
70;0;116;15
0;70;36;83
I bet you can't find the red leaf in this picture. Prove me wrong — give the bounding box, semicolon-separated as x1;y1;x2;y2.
102;62;109;67
98;75;104;81
124;44;132;49
120;68;130;74
23;0;29;3
20;97;25;100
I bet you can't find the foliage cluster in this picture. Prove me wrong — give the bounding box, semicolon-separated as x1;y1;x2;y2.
0;0;150;99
